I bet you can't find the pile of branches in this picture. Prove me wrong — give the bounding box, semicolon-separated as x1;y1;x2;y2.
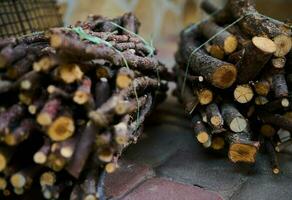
0;13;168;199
175;0;292;174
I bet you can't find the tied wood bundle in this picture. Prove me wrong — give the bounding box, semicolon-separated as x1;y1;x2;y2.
175;0;292;174
0;13;168;199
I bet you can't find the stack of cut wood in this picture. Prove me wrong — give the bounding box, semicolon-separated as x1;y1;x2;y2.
175;0;292;174
0;13;168;199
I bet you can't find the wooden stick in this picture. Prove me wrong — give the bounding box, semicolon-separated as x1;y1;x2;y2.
206;103;223;128
221;103;247;133
227;131;259;163
272;72;288;98
273;34;292;57
233;84;254;104
198;20;238;54
37;98;61;126
179;26;237;89
191;115;210;144
47;114;75;141
265;139;280;174
237;37;276;83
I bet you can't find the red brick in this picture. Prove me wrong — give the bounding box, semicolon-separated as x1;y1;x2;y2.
122;178;223;200
104;159;154;199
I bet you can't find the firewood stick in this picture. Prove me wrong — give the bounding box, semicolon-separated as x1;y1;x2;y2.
10;165;41;190
272;57;286;69
95;78;111;109
211;136;225;150
19;71;42;91
90;77;159;127
276;128;290;143
0;177;7;191
260;98;289;112
198;20;238;54
115;95;147;116
254;96;269;105
58;64;84;84
178;83;198;114
7;54;37;80
47;113;75;142
66;122;97;178
0;104;24;135
4;119;36;146
272;72;288;98
96;66;115;79
265;139;280;174
28;97;46;115
237;37;276;83
50;32;166;75
206;103;223;129
0;146;14;172
179;26;237;89
213;0;291;37
37;98;61;126
40;171;56;187
233;84;254;104
197;88;213;105
253;80;270;96
258;111;292;132
121;12;140;34
273;35;292;57
73;76;92;105
47;85;73;99
200;0;231;24
0;44;28;68
96;131;112;146
116;67;134;89
177;68;204;83
221;103;247;133
205;43;224;60
275;139;292;152
33;138;51;164
191;115;210;144
33;55;57;72
226;131;260;163
260;124;276;138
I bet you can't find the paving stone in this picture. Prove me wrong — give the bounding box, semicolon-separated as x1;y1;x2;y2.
104;159;154;199
231;174;292;200
156;149;253;199
122;178;223;200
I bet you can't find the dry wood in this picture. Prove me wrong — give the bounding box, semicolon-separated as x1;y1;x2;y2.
237;37;276;83
192;115;210;144
179;26;237;89
37;99;61;126
272;72;288;98
273;35;292;57
197;88;213;105
265;139;280;174
198;20;238;54
221;104;247;133
206;103;223;128
233;84;254;104
227;131;259;163
253;80;270;96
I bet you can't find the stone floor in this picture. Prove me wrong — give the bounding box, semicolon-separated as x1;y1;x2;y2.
103;97;292;200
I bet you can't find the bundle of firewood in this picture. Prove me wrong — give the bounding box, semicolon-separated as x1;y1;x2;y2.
175;0;292;174
0;13;168;199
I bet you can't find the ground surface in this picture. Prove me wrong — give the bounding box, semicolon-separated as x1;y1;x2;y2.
104;97;292;200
